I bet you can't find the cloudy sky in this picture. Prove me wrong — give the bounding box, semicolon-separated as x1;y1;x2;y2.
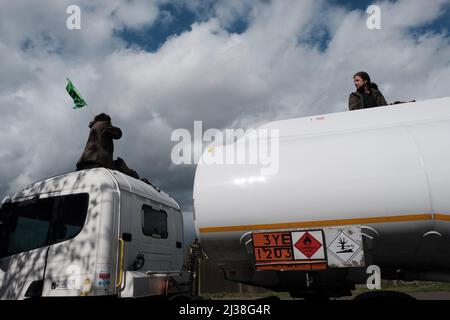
1;0;449;217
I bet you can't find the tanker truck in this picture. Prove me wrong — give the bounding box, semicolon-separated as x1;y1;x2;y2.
193;97;450;299
2;97;450;300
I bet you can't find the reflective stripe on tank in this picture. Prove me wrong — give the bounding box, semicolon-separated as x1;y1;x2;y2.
198;213;450;233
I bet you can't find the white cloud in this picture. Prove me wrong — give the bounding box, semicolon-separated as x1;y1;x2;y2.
381;0;449;29
0;0;449;209
211;0;254;29
112;0;160;29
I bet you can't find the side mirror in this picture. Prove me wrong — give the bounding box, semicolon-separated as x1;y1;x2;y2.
0;197;15;233
0;196;11;211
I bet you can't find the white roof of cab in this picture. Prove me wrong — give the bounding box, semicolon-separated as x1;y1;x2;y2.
11;168;180;210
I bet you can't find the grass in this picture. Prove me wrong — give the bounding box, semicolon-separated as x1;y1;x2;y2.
201;291;290;300
200;281;450;299
352;281;450;295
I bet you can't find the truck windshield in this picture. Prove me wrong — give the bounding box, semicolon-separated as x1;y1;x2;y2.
0;193;89;258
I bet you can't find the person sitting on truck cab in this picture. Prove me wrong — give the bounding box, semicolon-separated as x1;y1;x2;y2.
348;71;388;111
76;113;122;170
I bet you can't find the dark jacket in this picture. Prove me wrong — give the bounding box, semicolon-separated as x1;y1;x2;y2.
76;120;122;170
348;84;388;111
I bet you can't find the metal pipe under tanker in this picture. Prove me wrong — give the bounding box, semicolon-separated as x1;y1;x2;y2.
193;97;450;290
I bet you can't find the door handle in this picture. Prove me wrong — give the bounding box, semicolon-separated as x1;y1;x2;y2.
116;238;124;289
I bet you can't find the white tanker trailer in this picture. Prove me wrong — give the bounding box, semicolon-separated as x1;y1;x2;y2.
193;97;450;298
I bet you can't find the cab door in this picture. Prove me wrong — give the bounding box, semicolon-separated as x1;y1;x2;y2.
0;194;90;299
115;194;184;297
0;197;54;299
138;204;182;272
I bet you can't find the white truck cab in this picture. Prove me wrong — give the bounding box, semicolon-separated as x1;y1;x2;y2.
0;168;188;299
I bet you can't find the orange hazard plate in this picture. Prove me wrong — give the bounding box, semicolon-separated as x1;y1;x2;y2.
252;230;327;271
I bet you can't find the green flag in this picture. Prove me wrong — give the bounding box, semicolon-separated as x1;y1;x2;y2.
66;78;87;109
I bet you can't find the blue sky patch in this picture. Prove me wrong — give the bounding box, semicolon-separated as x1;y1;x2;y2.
117;2;249;52
117;3;198;52
408;3;450;38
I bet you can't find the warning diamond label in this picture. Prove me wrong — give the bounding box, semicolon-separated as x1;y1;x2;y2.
294;232;322;258
291;230;325;260
327;230;363;265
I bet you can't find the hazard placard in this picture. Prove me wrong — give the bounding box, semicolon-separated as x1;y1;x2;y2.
252;230;327;271
292;231;326;260
252;232;292;263
325;226;365;268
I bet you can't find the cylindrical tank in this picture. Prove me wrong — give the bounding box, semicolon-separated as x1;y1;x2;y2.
193;97;450;286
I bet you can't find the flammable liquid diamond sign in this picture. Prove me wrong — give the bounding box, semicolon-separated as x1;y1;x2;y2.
291;230;325;260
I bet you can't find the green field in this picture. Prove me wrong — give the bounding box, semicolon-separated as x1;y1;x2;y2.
201;281;450;300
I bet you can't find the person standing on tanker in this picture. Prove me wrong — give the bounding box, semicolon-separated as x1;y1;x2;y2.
76;113;122;170
348;71;388;111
